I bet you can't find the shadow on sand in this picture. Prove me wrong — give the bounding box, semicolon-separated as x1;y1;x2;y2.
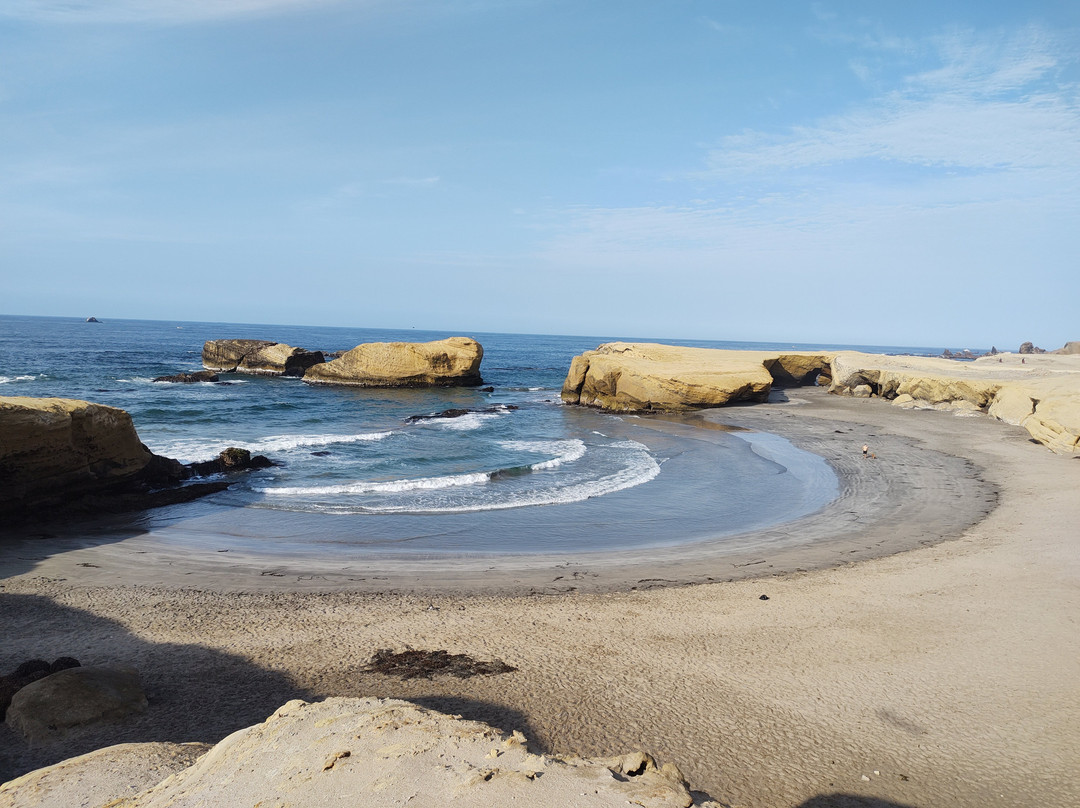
0;592;312;782
797;795;919;808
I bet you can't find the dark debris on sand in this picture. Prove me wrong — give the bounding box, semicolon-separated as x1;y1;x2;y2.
364;648;517;680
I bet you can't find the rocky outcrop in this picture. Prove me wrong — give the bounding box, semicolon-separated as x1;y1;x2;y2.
186;447;273;477
303;337;484;388
0;742;212;808
0;397;273;524
1054;341;1080;355
1019;341;1046;354
0;396;160;518
5;666;147;741
3;697;719;808
559;345;1080;454
561;343;832;412
202;339;325;377
827;351;1080;454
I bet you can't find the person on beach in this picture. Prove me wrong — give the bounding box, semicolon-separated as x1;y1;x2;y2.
862;444;869;458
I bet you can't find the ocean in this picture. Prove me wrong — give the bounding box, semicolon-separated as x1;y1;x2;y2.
0;315;943;557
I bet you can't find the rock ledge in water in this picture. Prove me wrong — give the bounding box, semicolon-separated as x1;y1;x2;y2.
303;337;484;387
202;339;325;377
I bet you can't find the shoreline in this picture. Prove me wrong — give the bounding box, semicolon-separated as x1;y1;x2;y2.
0;389;995;595
2;389;1079;807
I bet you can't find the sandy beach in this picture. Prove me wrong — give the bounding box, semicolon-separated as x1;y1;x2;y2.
2;388;1078;807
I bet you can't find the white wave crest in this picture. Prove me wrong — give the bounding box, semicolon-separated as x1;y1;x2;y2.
429;411;502;431
248;431;394;454
0;374;38;384
263;470;491;497
498;439;587;470
277;438;660;514
151;430;393;462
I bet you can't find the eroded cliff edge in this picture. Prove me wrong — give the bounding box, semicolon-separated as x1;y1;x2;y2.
561;343;1080;454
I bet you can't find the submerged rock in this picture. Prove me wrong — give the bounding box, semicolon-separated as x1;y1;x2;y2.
152;370;220;383
405;405;517;423
303;337;484;388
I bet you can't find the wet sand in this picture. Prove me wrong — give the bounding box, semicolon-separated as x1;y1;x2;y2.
2;389;1079;807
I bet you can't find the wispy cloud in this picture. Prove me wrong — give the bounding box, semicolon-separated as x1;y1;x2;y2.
536;23;1080;304
0;0;350;25
706;26;1079;176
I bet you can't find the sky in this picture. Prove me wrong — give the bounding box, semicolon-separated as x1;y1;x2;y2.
1;1;1078;349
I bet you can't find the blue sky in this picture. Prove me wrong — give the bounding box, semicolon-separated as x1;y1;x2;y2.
1;1;1077;348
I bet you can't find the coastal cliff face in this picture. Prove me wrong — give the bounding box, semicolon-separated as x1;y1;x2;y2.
303;337;484;387
0;697;719;808
560;343;832;411
202;339;325;377
0;396;155;516
828;351;1080;454
561;343;1080;454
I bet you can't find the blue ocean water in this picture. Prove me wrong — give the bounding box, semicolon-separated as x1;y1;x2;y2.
0;315;943;555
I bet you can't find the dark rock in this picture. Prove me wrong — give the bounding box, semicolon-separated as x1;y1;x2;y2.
759;594;770;600
480;386;495;392
49;657;82;674
311;450;332;457
188;448;273;477
1019;342;1046;354
13;660;52;679
152;371;220;383
85;317;100;323
405;405;518;423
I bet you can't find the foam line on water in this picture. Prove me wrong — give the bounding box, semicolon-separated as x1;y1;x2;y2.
262;470;491;496
151;431;395;463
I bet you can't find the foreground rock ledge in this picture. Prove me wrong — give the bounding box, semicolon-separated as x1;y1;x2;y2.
0;698;721;808
303;337;484;387
561;343;1080;454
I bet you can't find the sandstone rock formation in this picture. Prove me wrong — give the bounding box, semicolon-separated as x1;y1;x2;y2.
0;396;273;523
5;666;147;741
0;742;211;808
2;697;719;808
561;343;832;411
1054;341;1080;355
202;339;325;377
827;351;1080;454
304;337;484;388
560;344;1080;454
0;396;161;518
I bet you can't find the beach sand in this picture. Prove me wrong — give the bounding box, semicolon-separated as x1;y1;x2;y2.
2;389;1078;807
